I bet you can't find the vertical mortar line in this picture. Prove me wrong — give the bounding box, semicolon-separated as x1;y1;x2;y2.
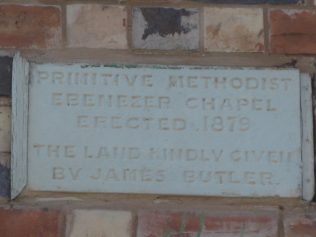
263;6;269;55
278;206;285;237
59;208;67;237
64;206;74;237
61;2;67;49
127;1;133;52
131;211;138;237
200;6;204;54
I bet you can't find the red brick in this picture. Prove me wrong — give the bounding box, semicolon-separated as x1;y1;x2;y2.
284;207;316;237
0;4;61;48
0;208;64;237
137;209;278;237
269;9;316;54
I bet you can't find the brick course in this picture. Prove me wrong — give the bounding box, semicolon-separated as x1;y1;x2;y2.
137;209;278;237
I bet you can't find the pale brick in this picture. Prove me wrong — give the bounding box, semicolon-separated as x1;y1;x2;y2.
204;8;264;52
67;209;133;237
67;5;127;49
0;98;10;152
132;7;199;50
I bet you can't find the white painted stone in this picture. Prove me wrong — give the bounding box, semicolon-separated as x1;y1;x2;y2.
11;53;29;199
0;98;11;152
67;5;127;49
204;8;264;52
132;7;199;50
22;63;307;198
68;210;132;237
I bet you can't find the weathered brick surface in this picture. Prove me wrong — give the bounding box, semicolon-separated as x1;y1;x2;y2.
67;5;127;49
67;209;133;237
270;9;316;54
0;5;61;48
204;8;264;52
137;209;278;237
0;208;64;237
284;207;316;237
132;7;199;50
0;57;12;96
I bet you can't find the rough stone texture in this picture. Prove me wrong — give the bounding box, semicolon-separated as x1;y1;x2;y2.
0;57;12;96
270;10;316;54
67;209;133;237
137;209;278;237
67;5;127;49
132;7;199;50
0;5;61;48
204;8;264;52
0;208;64;237
284;207;316;237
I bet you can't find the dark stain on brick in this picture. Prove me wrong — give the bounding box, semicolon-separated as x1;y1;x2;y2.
191;0;300;3
140;8;195;40
0;57;12;97
0;164;9;197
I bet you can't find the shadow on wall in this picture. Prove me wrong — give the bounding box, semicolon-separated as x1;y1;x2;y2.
312;75;316;202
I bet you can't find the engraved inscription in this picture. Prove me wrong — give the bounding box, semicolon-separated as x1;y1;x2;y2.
27;65;301;197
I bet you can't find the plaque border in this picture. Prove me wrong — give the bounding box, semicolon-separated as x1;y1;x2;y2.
301;73;314;201
10;53;315;200
11;53;29;199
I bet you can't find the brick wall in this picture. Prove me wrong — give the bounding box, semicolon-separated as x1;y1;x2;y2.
0;0;316;236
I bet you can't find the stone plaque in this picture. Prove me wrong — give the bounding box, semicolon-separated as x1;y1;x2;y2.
11;54;314;200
